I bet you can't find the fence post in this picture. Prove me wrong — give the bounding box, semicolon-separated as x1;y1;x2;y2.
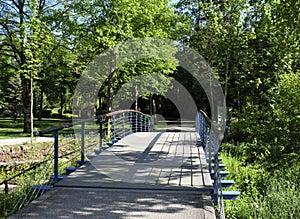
130;112;132;134
54;130;59;184
122;112;125;137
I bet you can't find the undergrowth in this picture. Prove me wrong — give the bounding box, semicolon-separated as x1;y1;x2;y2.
221;151;300;218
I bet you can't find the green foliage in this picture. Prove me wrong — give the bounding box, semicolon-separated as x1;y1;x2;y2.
221;152;265;196
2;75;23;120
225;175;300;219
228;71;300;169
222;152;300;219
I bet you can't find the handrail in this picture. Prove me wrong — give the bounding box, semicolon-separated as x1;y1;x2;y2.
1;110;151;218
196;110;224;219
33;110;152;184
34;109;149;136
199;109;211;125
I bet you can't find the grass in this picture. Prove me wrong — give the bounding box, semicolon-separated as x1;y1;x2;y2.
221;152;300;219
0;138;84;218
0;118;73;139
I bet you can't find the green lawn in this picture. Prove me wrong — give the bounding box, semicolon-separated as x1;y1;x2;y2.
0;118;73;139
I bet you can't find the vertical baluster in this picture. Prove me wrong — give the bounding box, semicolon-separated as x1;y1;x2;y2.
130;112;132;134
135;112;138;133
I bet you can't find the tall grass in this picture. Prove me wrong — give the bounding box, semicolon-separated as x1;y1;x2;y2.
222;152;300;219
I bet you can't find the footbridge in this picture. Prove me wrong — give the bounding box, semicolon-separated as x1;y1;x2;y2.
6;110;239;219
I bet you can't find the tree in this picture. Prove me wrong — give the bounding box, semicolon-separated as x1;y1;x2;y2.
70;0;187;116
0;0;75;132
3;75;23;121
175;0;299;144
270;71;300;153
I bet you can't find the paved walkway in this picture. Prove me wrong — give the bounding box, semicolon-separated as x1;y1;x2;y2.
10;187;215;219
10;131;216;219
0;137;53;146
57;132;212;190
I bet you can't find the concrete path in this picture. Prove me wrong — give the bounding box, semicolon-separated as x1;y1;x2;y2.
0;137;53;146
10;187;215;219
57;132;212;191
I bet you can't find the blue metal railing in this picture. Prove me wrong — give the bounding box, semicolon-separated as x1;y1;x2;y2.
1;110;151;216
196;110;223;217
196;110;240;219
34;110;151;184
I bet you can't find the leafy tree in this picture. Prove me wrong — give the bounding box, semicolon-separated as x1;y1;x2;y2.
70;0;187;116
0;1;49;132
269;72;300;155
3;75;23;121
0;0;79;132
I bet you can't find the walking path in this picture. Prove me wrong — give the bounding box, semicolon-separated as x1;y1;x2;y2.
10;131;216;218
0;137;53;146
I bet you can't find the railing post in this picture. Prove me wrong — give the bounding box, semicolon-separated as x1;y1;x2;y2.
130;112;132;134
54;130;59;184
99;117;103;150
80;123;85;164
122;112;125;137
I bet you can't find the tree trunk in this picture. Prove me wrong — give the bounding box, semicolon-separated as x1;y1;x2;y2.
38;82;44;120
105;51;115;140
21;75;31;133
98;95;102;115
18;1;31;133
106;51;115;114
135;84;138;110
225;50;229;102
30;75;33;138
60;94;64;119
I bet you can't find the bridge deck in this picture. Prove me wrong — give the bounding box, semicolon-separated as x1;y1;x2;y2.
57;132;212;191
10;131;216;219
